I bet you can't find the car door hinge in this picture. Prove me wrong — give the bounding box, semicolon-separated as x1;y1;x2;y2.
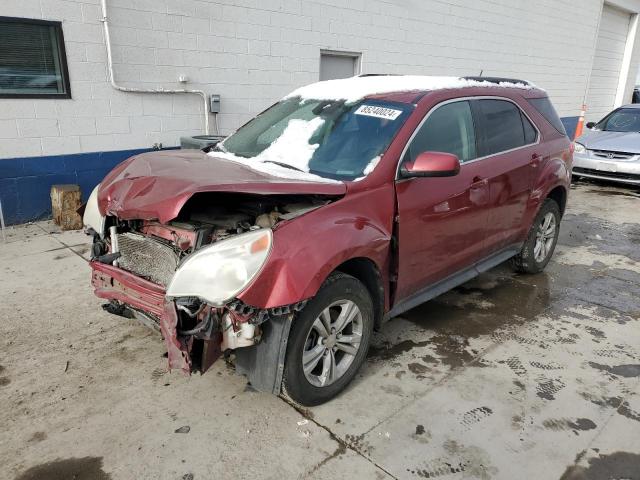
390;274;398;283
394;215;400;222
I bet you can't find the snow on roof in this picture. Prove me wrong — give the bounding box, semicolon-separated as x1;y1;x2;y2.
285;75;537;103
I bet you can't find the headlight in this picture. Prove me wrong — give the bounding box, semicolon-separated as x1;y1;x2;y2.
166;229;272;305
83;184;106;237
574;142;586;154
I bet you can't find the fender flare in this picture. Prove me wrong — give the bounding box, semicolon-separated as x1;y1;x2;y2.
524;157;570;230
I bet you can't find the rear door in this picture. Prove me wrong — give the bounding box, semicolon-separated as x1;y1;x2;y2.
471;98;540;253
394;99;490;301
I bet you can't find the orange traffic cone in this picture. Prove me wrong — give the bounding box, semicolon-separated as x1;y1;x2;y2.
574;104;586;139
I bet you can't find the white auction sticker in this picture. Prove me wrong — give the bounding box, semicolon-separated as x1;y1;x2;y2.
354;105;403;120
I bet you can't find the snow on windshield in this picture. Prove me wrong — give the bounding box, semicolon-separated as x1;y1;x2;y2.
254;117;324;172
212;103;392;182
285;75;536;103
211;116;340;183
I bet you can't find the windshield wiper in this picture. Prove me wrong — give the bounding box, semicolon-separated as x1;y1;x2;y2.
210;143;227;153
262;160;304;172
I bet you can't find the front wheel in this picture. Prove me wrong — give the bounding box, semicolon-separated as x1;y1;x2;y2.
511;199;561;274
282;273;373;406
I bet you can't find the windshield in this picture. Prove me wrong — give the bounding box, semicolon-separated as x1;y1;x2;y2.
595;108;640;132
218;97;413;180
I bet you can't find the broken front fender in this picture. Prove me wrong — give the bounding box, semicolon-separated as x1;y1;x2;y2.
237;184;396;310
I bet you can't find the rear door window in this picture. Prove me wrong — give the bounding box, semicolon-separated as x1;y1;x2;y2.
521;111;538;144
475;99;535;156
406;100;477;163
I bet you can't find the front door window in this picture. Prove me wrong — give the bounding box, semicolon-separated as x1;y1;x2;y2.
405;100;477;164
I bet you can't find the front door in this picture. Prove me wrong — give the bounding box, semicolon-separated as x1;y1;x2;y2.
394;100;490;302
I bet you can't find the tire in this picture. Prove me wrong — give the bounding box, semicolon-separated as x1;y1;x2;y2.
511;198;561;274
282;272;374;406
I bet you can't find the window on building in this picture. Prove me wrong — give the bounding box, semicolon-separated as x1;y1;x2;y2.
0;17;71;98
319;51;360;81
406;101;477;163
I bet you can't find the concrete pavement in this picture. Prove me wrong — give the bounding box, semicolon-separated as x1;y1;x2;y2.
1;181;639;480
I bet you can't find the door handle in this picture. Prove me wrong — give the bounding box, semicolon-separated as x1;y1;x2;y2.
472;175;488;184
530;153;541;167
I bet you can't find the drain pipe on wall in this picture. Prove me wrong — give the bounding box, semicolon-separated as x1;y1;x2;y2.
99;0;213;136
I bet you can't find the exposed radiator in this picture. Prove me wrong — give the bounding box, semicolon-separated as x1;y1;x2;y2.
116;232;179;287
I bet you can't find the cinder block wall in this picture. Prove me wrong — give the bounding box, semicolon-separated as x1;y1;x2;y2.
0;0;631;223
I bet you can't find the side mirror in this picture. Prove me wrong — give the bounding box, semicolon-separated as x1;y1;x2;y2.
586;122;596;129
401;151;461;178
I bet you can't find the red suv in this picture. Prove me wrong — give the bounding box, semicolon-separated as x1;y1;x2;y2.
83;75;572;405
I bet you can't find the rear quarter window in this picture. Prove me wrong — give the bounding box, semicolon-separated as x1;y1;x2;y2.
528;97;567;136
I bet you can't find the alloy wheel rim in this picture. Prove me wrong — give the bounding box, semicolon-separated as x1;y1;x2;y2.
534;212;556;263
302;300;363;387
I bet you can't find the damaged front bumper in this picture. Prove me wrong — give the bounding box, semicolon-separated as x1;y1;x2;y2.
91;261;305;377
92;261;205;373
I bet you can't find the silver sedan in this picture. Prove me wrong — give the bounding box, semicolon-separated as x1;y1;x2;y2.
573;104;640;185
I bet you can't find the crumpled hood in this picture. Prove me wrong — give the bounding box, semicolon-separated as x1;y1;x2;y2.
577;130;640;154
98;150;346;223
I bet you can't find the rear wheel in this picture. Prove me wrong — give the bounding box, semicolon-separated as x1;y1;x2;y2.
511;199;561;274
282;272;373;406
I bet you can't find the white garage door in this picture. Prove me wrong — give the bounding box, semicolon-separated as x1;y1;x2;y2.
585;3;632;122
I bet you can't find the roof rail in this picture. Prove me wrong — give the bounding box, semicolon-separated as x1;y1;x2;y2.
358;73;401;77
462;76;531;86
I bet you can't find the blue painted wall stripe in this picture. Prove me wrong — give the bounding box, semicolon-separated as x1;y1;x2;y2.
0;147;177;225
